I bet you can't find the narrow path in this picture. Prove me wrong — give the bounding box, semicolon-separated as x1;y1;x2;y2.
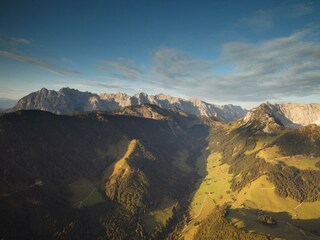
286;222;309;239
294;202;303;210
193;185;209;220
194;196;207;220
78;187;96;208
0;182;42;197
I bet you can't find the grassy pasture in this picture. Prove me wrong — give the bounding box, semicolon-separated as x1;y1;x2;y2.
69;178;104;208
245;135;281;155
229;175;320;239
257;146;320;170
172;150;192;173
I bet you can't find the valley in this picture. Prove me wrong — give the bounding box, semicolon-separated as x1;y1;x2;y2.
2;0;320;238
0;101;320;240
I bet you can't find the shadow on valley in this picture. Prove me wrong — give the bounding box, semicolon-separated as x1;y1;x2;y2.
0;110;212;239
227;207;320;240
164;124;212;240
160;123;210;240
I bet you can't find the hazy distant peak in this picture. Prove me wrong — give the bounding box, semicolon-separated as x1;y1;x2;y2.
0;98;17;111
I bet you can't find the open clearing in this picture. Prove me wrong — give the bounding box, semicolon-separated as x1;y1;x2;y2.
142;197;176;233
69;177;104;208
257;146;320;170
245;134;282;155
232;175;320;219
229;175;320;240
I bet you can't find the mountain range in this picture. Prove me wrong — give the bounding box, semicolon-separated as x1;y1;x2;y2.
1;88;320;240
13;87;247;122
12;88;320;127
0;98;17;111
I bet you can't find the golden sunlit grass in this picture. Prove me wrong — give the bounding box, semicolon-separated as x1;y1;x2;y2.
109;139;137;177
231;174;320;220
102;139;137;184
229;175;320;240
232;175;298;212
256;145;282;161
280;156;320;170
257;146;320;170
182;151;233;240
245;135;281;155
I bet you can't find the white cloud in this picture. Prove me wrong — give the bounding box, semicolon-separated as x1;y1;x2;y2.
97;27;320;103
0;35;31;46
240;2;315;31
81;81;137;91
0;51;81;77
152;48;214;81
203;29;320;101
290;3;314;17
97;58;144;80
241;10;274;30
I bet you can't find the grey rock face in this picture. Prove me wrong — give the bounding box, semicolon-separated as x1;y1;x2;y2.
243;102;320;128
277;103;320;127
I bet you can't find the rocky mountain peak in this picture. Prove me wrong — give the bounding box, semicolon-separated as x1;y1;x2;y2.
39;87;49;94
243;103;283;133
243;102;320;131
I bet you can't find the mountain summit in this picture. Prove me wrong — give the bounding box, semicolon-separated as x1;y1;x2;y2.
14;87;247;122
243;102;320;131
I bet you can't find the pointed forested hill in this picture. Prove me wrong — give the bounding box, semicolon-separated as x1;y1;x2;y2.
0;109;209;239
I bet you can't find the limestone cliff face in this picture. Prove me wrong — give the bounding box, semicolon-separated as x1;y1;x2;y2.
243;102;320;129
14;87;247;122
15;88;101;114
277;103;320;127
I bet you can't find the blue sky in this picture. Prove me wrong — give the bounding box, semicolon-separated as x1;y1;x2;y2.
0;0;319;108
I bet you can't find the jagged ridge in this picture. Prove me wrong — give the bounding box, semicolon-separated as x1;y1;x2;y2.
14;87;247;122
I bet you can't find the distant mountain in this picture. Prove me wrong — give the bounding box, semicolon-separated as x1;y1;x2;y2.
0;98;16;111
13;87;247;122
243;102;320;131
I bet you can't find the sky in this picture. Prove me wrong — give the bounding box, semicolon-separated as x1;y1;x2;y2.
0;0;319;108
